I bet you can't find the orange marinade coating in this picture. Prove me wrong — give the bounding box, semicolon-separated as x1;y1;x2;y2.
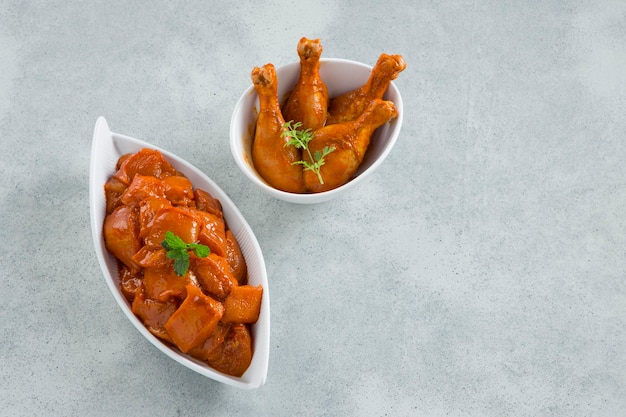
103;148;262;377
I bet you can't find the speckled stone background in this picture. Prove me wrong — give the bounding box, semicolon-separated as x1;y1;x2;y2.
1;1;625;416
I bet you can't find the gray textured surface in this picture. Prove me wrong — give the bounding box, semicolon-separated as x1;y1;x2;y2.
1;1;625;416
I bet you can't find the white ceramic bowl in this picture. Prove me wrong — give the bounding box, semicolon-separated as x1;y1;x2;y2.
89;117;270;389
230;58;404;204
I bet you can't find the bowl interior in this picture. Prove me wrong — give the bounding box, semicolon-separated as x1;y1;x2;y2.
90;117;270;389
230;58;403;204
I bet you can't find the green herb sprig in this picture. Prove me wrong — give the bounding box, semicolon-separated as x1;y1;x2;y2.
161;231;210;276
282;121;335;185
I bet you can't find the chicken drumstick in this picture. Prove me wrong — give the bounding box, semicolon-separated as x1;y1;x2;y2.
305;98;398;192
282;37;329;131
251;64;305;193
327;54;405;125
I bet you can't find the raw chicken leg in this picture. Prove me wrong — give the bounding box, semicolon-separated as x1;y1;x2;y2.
251;64;305;193
304;98;398;193
327;54;405;125
282;37;328;131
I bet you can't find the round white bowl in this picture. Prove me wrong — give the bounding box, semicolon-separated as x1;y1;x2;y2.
230;58;404;204
90;117;270;389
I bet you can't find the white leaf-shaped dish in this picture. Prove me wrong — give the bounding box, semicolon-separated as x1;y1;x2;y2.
89;117;270;389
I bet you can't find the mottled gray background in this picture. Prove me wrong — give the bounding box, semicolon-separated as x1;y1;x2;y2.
1;1;625;416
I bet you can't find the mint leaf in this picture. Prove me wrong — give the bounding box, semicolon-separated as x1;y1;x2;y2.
161;231;210;276
173;255;189;276
163;231;186;250
190;243;210;258
165;250;180;259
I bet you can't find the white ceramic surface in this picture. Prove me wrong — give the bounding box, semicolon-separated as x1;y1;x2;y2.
230;58;404;204
89;117;270;389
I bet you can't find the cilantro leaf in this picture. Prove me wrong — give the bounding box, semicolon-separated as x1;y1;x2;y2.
282;120;335;185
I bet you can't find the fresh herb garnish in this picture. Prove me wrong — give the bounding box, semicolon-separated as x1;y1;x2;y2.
282;121;335;185
161;231;210;276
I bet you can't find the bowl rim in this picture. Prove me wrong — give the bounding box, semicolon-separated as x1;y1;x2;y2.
230;57;404;204
90;116;270;389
